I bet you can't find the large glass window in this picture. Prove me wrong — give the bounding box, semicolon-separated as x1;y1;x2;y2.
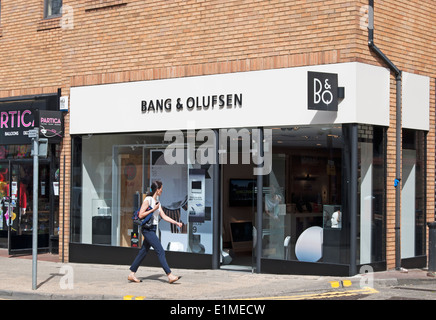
71;131;215;255
264;125;347;264
358;125;386;264
0;144;59;253
401;129;426;258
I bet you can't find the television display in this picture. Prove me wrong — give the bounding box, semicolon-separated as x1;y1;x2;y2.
229;179;256;207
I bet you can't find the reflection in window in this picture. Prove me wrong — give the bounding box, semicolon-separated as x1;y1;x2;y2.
71;132;214;255
401;129;426;258
45;0;62;18
0;145;32;159
264;125;346;264
358;125;386;264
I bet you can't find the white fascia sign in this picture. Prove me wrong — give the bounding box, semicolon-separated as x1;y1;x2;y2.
70;62;390;135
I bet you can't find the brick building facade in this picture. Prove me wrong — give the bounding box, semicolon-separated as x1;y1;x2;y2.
0;0;435;275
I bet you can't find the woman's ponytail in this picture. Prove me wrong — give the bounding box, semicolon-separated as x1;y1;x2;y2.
146;180;162;197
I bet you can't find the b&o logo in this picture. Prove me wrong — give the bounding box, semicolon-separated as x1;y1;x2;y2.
308;71;339;111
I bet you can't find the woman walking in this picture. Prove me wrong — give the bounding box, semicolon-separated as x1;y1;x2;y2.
128;180;182;284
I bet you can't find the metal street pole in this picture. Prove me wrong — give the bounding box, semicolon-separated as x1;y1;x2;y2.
31;128;39;290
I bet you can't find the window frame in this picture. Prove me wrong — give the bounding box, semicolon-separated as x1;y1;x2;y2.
44;0;63;19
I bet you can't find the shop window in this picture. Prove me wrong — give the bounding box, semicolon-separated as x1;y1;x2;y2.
0;145;33;160
44;0;62;19
71;131;215;254
358;125;386;264
264;125;347;264
401;129;426;258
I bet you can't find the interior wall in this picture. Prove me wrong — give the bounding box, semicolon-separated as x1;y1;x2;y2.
222;163;255;247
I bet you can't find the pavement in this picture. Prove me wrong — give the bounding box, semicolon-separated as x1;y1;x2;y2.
0;249;435;300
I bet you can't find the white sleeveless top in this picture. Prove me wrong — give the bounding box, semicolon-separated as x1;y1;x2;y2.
145;196;160;225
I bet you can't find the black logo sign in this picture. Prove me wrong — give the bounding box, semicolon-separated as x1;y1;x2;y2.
36;110;64;143
308;72;339;111
0;96;58;145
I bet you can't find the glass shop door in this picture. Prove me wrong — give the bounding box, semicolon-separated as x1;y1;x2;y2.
0;161;51;254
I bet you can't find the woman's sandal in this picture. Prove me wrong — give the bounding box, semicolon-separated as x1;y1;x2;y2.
128;274;142;283
168;275;181;284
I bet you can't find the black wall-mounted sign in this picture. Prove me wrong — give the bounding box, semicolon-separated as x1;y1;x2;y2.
0;95;58;145
0;100;45;145
35;110;64;143
308;71;339;111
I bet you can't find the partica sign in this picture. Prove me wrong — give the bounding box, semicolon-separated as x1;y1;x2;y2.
0;103;41;145
36;110;64;143
0;97;61;145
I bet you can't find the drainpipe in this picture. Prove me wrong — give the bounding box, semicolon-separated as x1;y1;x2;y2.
368;0;402;271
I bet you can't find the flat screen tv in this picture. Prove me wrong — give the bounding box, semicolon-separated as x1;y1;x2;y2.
229;179;256;207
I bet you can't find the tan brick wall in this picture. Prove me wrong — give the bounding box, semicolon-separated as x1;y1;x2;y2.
0;2;62;93
61;0;360;78
362;0;436;270
0;0;435;269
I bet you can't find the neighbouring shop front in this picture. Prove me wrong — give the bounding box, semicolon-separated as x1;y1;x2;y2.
0;95;61;254
69;62;429;276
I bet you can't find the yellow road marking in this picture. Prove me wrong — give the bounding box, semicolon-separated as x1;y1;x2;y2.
329;279;353;288
238;287;378;300
342;280;352;287
123;295;146;300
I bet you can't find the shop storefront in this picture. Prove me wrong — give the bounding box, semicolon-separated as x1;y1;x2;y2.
69;62;429;276
0;94;61;254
